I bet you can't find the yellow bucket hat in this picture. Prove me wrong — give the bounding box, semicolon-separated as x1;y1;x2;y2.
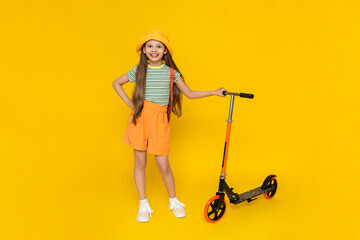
135;30;173;56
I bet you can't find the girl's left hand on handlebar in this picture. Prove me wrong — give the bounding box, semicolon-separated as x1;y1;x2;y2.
215;88;227;97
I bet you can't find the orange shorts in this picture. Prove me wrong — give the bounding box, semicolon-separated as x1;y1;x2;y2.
123;100;170;156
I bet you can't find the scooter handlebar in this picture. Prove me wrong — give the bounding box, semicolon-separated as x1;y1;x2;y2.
222;91;254;99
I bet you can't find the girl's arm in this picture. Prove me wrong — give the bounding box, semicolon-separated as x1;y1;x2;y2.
175;76;226;99
112;74;134;109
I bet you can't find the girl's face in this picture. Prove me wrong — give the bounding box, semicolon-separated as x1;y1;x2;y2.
143;40;168;65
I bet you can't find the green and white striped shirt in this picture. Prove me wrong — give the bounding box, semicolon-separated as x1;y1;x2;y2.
126;63;181;106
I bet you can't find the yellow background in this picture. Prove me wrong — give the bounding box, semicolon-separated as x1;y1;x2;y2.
1;0;359;239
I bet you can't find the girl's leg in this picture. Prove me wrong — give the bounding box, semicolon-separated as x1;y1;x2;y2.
155;155;176;198
134;149;147;200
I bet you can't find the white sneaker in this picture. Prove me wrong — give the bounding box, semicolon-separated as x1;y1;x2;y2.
169;199;186;218
136;202;153;223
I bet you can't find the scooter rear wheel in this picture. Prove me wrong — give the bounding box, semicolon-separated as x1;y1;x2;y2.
204;195;226;223
264;177;278;199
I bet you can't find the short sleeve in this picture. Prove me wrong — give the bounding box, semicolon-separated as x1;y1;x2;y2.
126;65;138;83
174;69;181;83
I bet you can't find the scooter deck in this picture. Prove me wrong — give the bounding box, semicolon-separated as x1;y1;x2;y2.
229;186;275;204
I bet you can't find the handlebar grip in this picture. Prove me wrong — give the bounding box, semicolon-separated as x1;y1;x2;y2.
239;93;254;99
222;91;254;99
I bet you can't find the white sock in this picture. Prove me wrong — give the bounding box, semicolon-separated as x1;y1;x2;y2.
139;199;148;204
169;196;177;202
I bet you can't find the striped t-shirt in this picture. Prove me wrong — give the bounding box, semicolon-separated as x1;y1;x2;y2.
126;63;181;106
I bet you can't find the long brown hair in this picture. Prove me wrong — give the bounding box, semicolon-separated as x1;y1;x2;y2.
132;44;184;125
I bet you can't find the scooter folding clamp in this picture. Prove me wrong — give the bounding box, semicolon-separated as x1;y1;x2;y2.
220;173;227;179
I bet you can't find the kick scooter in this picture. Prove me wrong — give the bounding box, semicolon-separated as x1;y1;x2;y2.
204;91;278;223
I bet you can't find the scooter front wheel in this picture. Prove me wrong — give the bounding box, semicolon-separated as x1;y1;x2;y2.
204;195;226;223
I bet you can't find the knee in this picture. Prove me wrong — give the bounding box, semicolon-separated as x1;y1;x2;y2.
135;162;146;171
134;151;147;170
134;158;147;170
158;164;171;176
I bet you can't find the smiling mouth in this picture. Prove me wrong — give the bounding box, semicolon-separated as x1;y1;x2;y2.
150;53;159;58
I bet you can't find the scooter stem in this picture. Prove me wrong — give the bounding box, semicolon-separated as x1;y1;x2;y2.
221;95;235;175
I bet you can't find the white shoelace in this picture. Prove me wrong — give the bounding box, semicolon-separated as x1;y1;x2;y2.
139;203;153;218
169;199;185;210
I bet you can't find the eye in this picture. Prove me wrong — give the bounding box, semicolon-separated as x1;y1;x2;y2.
157;45;162;48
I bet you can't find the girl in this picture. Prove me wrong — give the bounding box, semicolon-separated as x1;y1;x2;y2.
112;30;226;222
